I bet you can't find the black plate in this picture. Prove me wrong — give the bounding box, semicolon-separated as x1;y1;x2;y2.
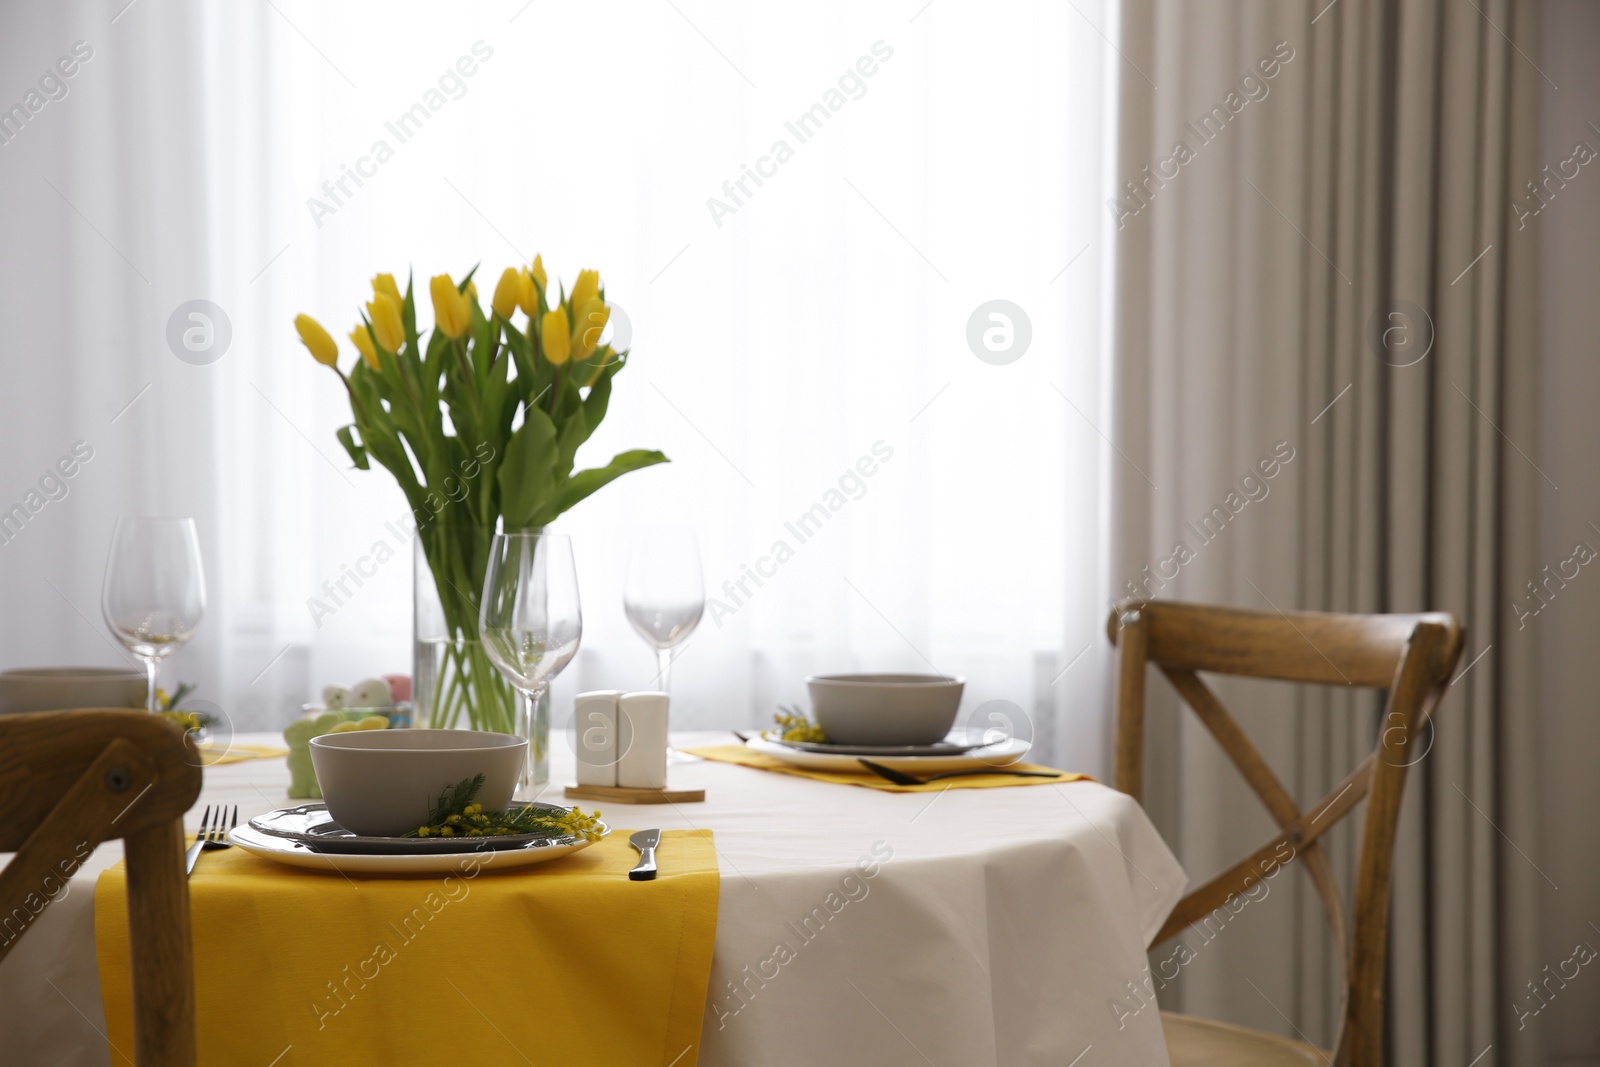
248;802;581;855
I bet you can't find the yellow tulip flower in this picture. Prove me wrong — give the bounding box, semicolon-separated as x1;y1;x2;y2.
367;292;405;352
349;325;380;371
372;273;403;307
541;307;571;365
570;269;600;312
430;275;471;339
516;268;536;316
531;255;547;294
491;267;521;319
294;314;338;367
297;313;340;367
571;300;610;361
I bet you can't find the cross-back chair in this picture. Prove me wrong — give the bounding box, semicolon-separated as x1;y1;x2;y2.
0;709;202;1066
1107;600;1463;1067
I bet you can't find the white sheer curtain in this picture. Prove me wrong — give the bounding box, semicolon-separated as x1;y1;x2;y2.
3;0;1115;767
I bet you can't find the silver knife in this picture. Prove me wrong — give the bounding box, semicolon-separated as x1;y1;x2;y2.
629;829;660;881
184;805;211;877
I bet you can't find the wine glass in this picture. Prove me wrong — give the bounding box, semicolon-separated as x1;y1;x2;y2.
479;532;582;797
101;517;207;714
623;527;705;693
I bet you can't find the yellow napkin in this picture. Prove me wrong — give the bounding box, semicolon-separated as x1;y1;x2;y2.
681;744;1090;792
198;741;288;766
96;829;718;1066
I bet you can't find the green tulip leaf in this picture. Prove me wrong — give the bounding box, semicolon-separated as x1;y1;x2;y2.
471;305;494;379
556;407;588;480
422;330;449;412
335;425;370;470
401;273;417;338
482;344;513;446
497;406;559;530
547;449;669;520
581;360;616;431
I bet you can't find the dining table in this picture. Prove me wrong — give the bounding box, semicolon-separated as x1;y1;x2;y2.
0;729;1187;1066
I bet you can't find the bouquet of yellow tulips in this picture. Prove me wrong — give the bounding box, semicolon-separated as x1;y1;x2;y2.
295;259;666;735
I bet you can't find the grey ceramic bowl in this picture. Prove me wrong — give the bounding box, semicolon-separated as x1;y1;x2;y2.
309;729;526;837
806;673;966;746
0;667;147;715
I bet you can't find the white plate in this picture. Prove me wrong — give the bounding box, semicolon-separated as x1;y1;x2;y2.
746;734;1030;774
228;822;607;874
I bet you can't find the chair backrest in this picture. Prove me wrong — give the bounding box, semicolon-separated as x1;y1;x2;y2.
0;709;202;1066
1107;600;1463;1067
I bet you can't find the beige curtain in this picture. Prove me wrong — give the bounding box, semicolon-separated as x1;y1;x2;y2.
1107;1;1543;1063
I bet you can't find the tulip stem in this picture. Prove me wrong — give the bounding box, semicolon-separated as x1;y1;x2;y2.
452;337;482;422
548;365;564;416
583;350;614;389
488;323;506;370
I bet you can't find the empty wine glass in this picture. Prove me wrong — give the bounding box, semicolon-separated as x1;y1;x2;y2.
623;527;705;693
480;532;582;797
101;517;207;714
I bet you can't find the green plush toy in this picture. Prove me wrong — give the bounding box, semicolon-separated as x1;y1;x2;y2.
284;712;342;799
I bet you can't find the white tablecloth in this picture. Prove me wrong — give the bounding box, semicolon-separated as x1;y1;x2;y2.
0;731;1185;1066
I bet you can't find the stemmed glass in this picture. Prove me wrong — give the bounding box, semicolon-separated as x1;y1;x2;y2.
480;532;582;798
101;517;207;714
623;527;705;694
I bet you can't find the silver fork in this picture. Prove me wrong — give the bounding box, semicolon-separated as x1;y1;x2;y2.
184;804;238;876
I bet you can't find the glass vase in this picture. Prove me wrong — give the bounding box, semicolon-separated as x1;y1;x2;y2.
412;534;550;786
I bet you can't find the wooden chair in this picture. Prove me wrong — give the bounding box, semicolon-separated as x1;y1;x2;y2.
1107;600;1463;1067
0;710;203;1066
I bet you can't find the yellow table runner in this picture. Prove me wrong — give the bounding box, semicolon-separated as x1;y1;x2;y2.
96;829;718;1066
198;741;288;766
680;744;1090;792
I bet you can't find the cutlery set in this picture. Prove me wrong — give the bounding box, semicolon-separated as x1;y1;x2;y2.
184;804;237;876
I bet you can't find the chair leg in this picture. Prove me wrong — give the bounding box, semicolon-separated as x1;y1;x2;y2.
123;819;195;1067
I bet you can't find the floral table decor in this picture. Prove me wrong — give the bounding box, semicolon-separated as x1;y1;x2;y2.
295;260;666;782
139;680;215;738
404;774;604;841
769;705;828;742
